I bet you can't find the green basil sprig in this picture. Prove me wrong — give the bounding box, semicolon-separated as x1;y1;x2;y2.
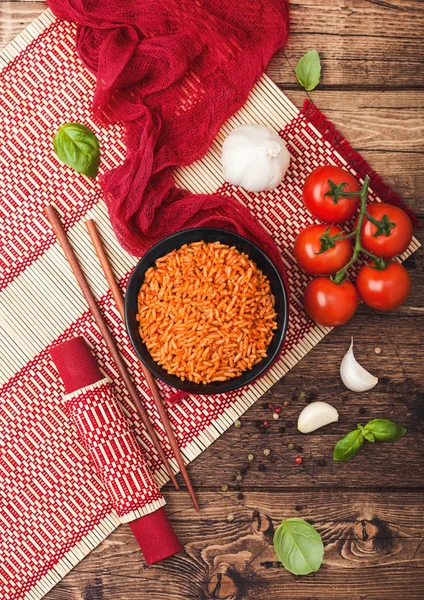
273;518;324;576
333;419;407;462
53;123;100;178
295;49;321;91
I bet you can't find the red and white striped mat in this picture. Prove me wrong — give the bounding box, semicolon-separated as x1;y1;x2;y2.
0;10;419;600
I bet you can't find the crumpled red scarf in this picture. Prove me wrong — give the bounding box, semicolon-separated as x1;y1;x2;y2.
47;0;290;276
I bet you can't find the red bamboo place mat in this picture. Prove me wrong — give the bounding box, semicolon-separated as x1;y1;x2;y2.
0;10;420;600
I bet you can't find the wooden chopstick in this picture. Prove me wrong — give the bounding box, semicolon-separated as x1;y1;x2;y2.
85;219;199;512
45;205;180;491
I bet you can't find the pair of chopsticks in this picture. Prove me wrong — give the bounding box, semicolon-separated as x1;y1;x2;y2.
45;205;199;511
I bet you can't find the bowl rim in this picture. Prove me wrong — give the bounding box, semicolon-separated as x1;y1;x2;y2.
125;227;289;394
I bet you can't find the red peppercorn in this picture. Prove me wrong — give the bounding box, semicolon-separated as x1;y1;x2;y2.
294;456;303;465
275;407;281;414
268;403;274;410
262;420;270;428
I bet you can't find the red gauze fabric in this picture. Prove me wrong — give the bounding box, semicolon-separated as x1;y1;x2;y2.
47;0;290;277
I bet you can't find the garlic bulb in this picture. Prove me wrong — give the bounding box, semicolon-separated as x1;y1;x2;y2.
340;338;378;392
221;124;290;192
297;401;339;434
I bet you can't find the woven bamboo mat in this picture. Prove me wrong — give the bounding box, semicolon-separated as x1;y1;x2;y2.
0;9;420;600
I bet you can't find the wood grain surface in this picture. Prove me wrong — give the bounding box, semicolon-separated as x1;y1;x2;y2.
2;1;423;599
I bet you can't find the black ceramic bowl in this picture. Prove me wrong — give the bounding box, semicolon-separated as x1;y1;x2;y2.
125;228;288;394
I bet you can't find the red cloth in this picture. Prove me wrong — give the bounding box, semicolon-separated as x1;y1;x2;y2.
50;336;182;565
47;0;290;278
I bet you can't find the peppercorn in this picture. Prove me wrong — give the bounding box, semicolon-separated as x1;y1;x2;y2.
283;400;290;407
288;443;294;450
308;391;318;401
299;391;306;399
275;406;281;414
234;484;241;491
240;465;249;475
316;458;327;467
279;426;286;434
271;456;277;463
231;475;236;481
287;420;294;428
237;493;244;500
375;347;382;354
272;562;280;569
234;419;241;429
295;456;303;465
258;463;266;472
227;514;235;522
268;402;274;409
292;394;297;402
259;426;268;434
236;474;243;482
262;419;270;428
296;445;303;453
256;420;262;428
248;454;254;461
263;561;273;569
295;505;302;511
272;412;279;420
221;485;229;492
359;407;366;415
263;448;271;456
262;402;268;409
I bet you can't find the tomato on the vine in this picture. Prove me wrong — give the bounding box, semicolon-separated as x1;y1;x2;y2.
355;261;411;311
294;224;352;275
303;277;358;327
357;203;413;260
302;166;360;223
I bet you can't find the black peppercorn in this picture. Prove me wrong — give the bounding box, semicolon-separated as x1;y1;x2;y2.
296;445;303;452
292;394;297;402
316;458;327;467
359;407;366;414
262;402;268;409
279;426;286;434
258;463;266;472
295;505;302;511
263;561;273;569
256;420;262;428
287;421;294;428
231;475;236;481
309;391;318;401
237;493;244;500
234;484;241;491
259;426;268;434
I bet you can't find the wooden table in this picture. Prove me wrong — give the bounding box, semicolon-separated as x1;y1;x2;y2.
2;1;423;598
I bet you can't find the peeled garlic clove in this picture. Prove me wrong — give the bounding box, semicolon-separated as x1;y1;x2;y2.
297;401;339;434
340;338;378;392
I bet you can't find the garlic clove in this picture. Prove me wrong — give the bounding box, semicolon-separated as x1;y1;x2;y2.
340;338;378;392
297;401;339;434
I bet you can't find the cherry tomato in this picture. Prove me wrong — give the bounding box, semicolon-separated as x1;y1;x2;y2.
357;203;413;260
303;166;361;223
355;261;411;311
304;277;358;326
294;224;352;275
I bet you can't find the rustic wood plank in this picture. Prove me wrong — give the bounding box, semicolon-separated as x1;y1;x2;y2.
44;490;424;600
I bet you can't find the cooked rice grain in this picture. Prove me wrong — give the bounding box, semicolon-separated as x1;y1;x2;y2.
137;241;277;384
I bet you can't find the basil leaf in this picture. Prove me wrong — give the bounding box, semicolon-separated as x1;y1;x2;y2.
273;518;324;576
295;50;321;91
364;419;407;442
333;428;364;461
53;123;100;178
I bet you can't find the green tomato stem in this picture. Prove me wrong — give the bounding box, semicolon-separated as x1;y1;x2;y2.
332;175;386;284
